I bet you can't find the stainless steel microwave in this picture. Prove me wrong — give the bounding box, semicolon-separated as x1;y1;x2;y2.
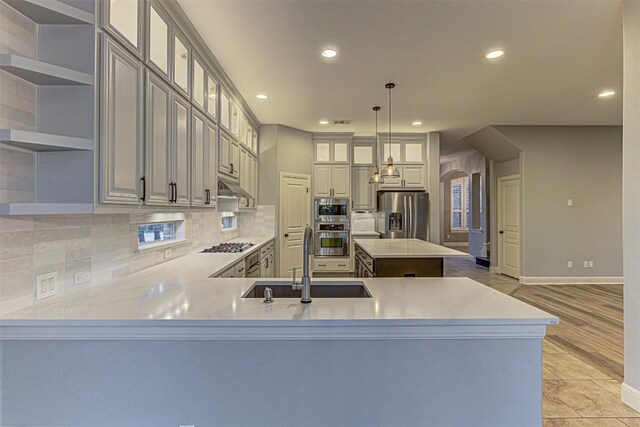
314;198;349;222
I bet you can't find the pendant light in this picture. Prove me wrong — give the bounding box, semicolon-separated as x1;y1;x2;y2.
381;82;400;178
369;106;384;184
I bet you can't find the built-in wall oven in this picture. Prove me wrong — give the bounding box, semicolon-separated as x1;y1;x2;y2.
314;223;350;257
314;198;349;223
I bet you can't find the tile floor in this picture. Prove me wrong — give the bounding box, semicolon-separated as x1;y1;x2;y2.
444;255;640;426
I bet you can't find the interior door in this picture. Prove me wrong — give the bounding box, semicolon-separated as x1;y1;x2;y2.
280;173;311;277
499;176;521;279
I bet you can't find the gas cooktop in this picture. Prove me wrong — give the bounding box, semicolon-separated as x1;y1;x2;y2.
201;242;254;253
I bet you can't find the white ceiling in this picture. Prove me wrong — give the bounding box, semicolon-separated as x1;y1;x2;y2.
177;0;623;155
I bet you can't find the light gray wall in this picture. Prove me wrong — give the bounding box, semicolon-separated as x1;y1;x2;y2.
623;0;640;406
495;125;623;278
258;124;313;276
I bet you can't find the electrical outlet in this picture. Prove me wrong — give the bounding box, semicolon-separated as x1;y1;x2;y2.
164;248;172;259
567;261;573;268
568;199;573;207
74;269;91;285
35;271;58;300
588;260;594;268
584;261;589;268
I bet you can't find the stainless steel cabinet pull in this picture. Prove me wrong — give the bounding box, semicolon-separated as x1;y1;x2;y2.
140;177;146;201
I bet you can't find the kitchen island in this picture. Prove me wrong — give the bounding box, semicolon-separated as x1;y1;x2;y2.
0;261;556;426
354;237;469;277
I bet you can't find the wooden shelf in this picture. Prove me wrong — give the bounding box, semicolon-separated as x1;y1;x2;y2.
0;129;93;151
3;0;93;25
0;54;93;86
0;203;93;216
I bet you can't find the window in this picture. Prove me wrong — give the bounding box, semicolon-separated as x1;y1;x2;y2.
221;212;237;230
471;173;483;230
138;222;176;247
451;177;469;231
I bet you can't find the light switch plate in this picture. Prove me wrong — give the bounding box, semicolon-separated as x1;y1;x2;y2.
588;261;594;268
567;261;572;268
35;271;58;300
568;199;573;207
584;261;589;268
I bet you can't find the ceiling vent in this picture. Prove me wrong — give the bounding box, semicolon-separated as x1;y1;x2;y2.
333;119;353;125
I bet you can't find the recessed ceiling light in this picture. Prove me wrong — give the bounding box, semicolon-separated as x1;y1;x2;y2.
486;49;504;59
319;119;329;125
412;120;422;126
256;93;268;100
598;90;615;98
321;48;338;58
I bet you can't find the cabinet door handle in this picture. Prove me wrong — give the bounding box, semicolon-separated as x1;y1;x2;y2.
140;176;146;201
205;189;210;204
230;163;234;174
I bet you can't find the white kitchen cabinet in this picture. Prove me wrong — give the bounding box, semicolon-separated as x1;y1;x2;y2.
100;37;144;204
173;31;189;96
313;165;350;197
192;55;205;110
219;130;239;180
219;89;231;132
147;2;169;76
314;140;350;163
252;127;258;153
191;109;206;206
249;154;258;206
240;146;250;191
171;94;191;205
380;140;424;165
144;71;171;205
206;74;217;120
379;165;425;190
191;111;216;207
353;145;374;165
206;121;217;206
103;0;143;54
352;166;376;210
239;147;257;208
230;101;240;138
239;113;247;146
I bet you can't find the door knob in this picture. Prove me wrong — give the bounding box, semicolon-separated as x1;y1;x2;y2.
499;231;504;234
284;233;289;237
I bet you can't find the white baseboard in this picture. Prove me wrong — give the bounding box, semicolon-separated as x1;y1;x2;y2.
622;383;640;412
0;293;33;315
519;276;623;285
442;242;468;247
490;267;500;274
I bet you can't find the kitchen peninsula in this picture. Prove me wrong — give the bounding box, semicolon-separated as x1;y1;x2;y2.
354;237;469;277
1;260;556;427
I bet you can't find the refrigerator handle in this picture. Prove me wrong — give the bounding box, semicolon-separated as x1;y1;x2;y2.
403;196;408;238
408;196;413;238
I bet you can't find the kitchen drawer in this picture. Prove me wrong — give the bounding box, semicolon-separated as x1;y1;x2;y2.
260;240;275;258
313;258;350;272
235;261;246;278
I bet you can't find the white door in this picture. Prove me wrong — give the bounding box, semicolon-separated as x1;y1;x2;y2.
279;173;311;278
498;176;521;279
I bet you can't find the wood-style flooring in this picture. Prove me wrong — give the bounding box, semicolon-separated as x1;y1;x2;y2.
444;256;637;425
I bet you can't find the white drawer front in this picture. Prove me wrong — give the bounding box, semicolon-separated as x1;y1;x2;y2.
313;258;350;271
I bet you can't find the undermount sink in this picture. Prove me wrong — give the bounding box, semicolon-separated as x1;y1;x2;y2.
242;281;372;299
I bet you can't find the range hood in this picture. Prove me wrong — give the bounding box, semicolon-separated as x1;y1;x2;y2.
217;176;251;199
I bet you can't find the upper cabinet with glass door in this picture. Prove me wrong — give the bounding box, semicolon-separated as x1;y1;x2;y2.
219;89;230;132
147;2;170;77
352;138;375;166
314;139;350;163
103;0;143;55
230;101;240;138
173;31;189;96
192;55;206;111
206;73;217;121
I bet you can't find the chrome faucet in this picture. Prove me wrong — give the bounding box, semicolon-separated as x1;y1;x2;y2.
290;225;313;303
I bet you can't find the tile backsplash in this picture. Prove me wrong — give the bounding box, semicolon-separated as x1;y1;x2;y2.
0;207;274;314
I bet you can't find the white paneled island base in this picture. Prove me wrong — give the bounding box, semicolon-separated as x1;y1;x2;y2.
1;277;556;427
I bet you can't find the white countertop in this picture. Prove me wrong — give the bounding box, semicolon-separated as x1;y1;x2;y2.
1;258;557;340
354;238;470;258
351;231;380;237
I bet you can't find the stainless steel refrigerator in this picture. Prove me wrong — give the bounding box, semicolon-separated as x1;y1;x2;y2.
376;192;429;240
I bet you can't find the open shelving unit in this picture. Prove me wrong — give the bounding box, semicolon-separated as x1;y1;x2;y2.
0;0;96;215
0;54;93;86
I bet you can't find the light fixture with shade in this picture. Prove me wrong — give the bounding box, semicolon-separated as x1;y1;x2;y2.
369;106;384;184
381;83;400;179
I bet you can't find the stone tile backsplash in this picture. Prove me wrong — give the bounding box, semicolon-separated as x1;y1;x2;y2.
0;207;274;314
